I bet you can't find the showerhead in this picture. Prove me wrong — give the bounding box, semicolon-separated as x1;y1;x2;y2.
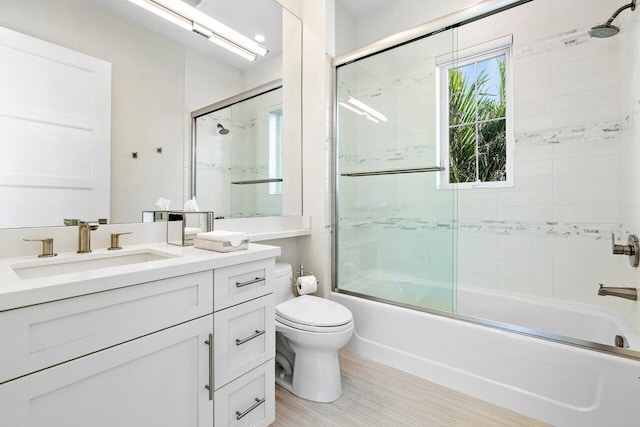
589;24;620;38
217;123;230;135
589;0;636;38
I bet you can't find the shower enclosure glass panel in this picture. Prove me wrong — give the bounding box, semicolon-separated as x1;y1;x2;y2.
335;30;457;313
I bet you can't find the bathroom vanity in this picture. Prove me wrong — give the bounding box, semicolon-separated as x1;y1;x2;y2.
0;242;279;426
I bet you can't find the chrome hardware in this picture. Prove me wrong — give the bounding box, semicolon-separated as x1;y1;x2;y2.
22;238;57;258
235;277;265;288
235;329;265;346
295;264;314;280
231;178;283;185
235;397;265;420
611;233;640;267
615;335;626;348
598;284;638;301
205;333;213;401
108;232;132;250
77;221;99;253
341;166;445;177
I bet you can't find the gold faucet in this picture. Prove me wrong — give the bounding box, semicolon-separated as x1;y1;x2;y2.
77;221;99;253
65;219;100;253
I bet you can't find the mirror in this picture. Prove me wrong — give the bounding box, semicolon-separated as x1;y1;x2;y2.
193;81;287;218
0;0;302;228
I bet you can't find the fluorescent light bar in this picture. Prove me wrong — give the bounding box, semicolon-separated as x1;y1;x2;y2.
127;0;191;31
127;0;267;61
339;101;380;123
347;96;388;122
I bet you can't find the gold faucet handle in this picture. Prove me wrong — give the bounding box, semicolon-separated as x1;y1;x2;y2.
108;232;133;250
23;238;57;258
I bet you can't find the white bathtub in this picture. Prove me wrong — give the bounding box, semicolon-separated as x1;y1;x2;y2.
457;286;640;350
332;291;640;426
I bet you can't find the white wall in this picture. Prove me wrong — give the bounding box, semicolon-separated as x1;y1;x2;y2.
291;0;335;297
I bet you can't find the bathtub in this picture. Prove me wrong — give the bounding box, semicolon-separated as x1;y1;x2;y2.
331;290;640;426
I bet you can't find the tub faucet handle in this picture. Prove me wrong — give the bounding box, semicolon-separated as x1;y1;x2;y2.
611;233;640;267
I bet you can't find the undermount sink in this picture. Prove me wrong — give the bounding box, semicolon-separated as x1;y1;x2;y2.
11;249;178;280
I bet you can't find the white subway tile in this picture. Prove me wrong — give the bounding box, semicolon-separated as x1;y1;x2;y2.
553;206;621;223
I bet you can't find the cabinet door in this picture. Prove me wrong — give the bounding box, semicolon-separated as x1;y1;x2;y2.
0;315;214;427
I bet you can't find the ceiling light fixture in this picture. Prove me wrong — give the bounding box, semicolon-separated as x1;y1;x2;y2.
347;96;388;122
254;34;266;43
126;0;268;61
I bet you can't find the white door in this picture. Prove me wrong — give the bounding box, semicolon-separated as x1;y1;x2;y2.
0;315;214;427
0;26;111;227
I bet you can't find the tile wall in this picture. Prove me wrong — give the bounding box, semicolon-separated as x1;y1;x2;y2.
334;0;640;331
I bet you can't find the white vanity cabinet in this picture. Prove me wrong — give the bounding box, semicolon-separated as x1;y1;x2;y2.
213;258;276;427
0;271;215;427
0;246;279;427
0;315;214;427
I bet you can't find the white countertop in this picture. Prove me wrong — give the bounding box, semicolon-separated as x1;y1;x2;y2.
0;242;281;312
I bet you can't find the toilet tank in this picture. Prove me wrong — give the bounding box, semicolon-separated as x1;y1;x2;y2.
275;262;294;305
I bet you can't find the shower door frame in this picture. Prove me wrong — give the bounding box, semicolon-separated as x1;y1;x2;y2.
330;0;640;362
190;79;283;202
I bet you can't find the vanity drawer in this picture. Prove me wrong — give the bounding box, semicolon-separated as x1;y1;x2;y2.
214;294;275;389
0;270;213;384
214;359;275;427
214;258;275;311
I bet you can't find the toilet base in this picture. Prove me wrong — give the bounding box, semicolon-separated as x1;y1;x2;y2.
288;344;344;402
274;323;354;403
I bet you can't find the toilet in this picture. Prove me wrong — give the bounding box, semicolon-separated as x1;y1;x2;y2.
274;262;354;403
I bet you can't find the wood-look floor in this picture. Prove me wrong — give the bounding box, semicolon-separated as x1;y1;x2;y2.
272;351;547;427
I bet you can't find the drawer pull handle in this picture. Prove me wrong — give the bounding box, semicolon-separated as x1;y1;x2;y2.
235;277;265;288
235;329;265;346
235;397;265;420
205;333;213;401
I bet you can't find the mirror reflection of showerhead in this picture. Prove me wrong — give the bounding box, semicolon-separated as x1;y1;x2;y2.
589;0;636;38
217;123;230;135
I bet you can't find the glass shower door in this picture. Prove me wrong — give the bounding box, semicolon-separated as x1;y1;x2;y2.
335;29;457;313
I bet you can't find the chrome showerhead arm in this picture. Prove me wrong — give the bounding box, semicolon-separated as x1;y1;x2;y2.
605;0;636;26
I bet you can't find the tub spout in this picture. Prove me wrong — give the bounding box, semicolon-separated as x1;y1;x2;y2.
598;284;637;301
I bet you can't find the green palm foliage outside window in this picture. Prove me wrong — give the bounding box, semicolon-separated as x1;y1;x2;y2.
448;55;507;184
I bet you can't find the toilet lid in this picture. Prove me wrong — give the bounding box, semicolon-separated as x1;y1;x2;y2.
276;295;353;328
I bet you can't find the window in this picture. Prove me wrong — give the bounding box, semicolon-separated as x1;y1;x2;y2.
268;109;283;195
437;36;513;188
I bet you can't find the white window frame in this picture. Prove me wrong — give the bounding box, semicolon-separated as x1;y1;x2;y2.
436;35;514;190
268;108;283;195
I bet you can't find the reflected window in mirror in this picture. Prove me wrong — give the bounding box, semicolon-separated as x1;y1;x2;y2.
269;108;283;196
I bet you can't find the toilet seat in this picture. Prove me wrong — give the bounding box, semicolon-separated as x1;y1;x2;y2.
276;295;353;333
